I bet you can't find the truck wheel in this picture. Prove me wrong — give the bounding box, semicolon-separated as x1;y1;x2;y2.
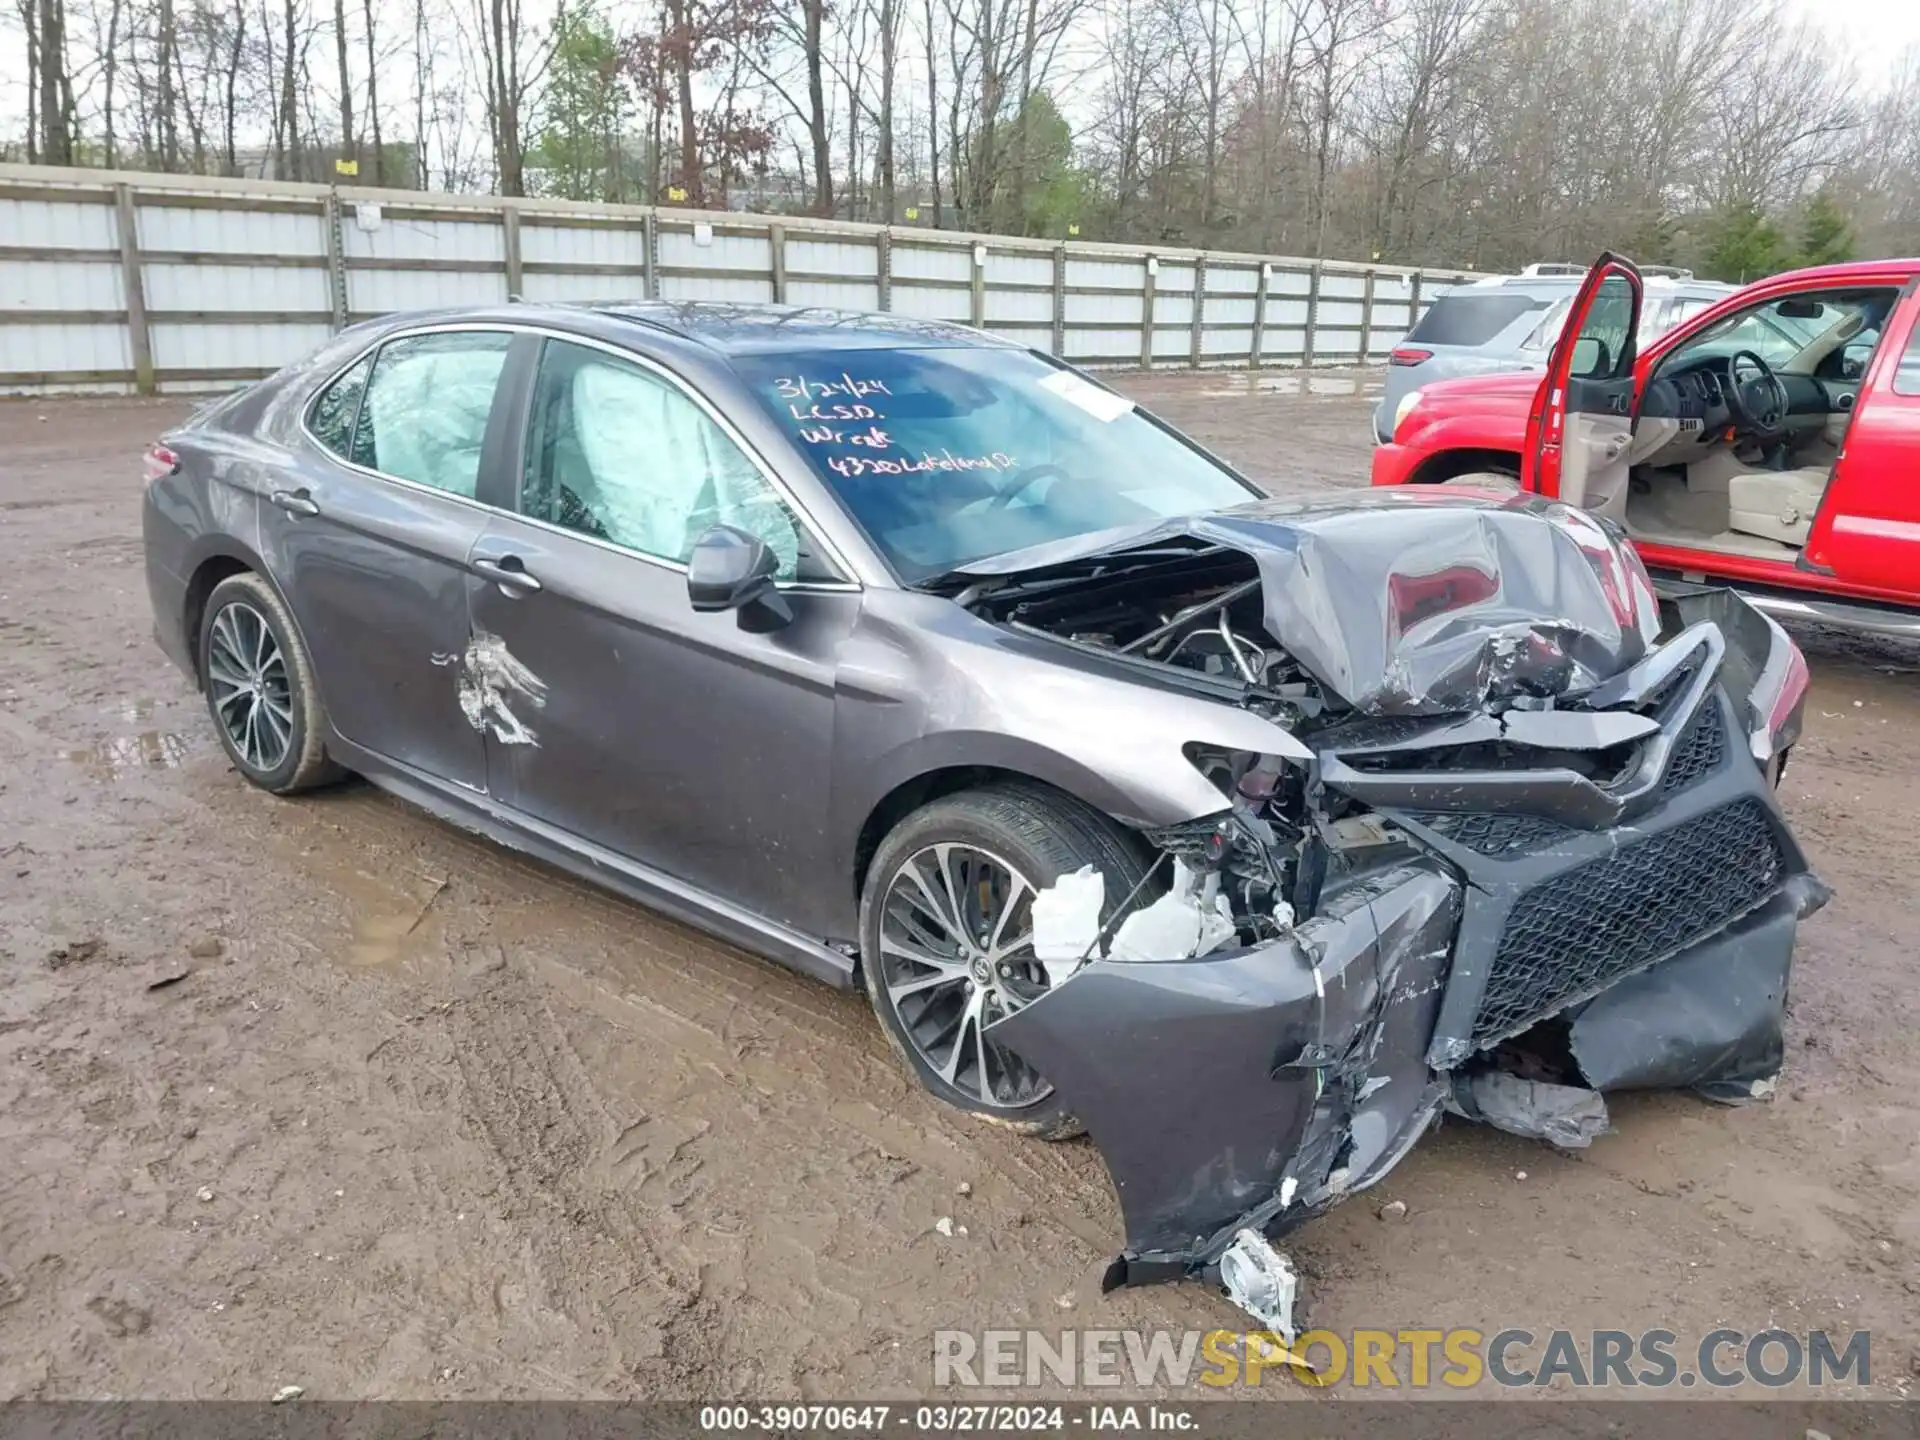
1442;471;1520;491
859;783;1155;1140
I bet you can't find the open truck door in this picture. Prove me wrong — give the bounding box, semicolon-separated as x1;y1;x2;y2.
1522;255;1644;511
1801;279;1920;593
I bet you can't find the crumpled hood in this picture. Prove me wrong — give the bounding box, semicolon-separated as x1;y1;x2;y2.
958;489;1665;715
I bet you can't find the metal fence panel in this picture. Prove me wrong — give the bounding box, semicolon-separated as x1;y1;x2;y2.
0;163;1489;393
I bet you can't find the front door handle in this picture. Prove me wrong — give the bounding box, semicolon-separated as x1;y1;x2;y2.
471;555;543;595
270;489;320;518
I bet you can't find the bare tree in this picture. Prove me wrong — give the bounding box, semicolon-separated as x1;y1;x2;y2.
361;0;383;182
36;0;76;164
333;0;356;168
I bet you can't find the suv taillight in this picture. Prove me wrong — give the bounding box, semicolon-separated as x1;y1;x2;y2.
1389;348;1432;367
143;444;178;484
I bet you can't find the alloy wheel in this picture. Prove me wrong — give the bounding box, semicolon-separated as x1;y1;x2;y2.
206;601;294;773
877;842;1055;1109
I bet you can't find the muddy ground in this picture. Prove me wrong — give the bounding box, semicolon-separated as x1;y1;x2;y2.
1;372;1917;1402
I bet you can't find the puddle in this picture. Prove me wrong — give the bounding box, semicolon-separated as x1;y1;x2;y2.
338;870;452;972
63;730;193;777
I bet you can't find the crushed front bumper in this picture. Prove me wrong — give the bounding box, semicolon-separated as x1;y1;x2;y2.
988;622;1827;1313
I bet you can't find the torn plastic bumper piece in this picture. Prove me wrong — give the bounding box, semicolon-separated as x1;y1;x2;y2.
1566;874;1827;1102
986;862;1461;1289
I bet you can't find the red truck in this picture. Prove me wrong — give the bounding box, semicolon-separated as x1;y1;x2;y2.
1372;256;1920;637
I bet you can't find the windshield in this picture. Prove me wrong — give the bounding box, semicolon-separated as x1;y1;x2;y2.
732;347;1258;581
1664;290;1897;374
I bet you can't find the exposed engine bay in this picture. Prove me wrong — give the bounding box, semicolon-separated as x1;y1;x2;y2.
943;490;1827;1341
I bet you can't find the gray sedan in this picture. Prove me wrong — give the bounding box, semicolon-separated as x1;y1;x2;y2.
142;301;1824;1333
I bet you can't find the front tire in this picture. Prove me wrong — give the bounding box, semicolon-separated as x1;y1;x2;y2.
859;782;1157;1140
197;572;339;794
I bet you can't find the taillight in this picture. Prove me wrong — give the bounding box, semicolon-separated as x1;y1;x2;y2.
143;444;179;484
1389;347;1432;367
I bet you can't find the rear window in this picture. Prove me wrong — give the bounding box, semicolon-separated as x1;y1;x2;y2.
1405;292;1545;347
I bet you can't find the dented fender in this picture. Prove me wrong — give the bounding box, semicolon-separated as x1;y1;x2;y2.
988;863;1460;1286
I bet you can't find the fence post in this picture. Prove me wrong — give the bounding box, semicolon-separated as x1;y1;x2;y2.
770;224;788;303
969;242;987;328
1051;244;1067;357
113;184;155;395
643;211;659;300
1140;256;1157;370
502;204;524;299
1359;269;1376;363
1189;254;1206;369
1250;263;1269;370
878;229;892;311
322;191;348;331
1302;261;1323;368
1409;270;1424;330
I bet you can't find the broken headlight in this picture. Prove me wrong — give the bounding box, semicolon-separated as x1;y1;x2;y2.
1145;808;1296;946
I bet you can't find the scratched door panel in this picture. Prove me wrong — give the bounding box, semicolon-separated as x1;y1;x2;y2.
462;513;852;935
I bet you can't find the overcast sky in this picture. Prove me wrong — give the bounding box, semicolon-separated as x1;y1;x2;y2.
1789;0;1920;77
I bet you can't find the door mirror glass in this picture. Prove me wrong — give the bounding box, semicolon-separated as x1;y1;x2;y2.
1570;336;1605;377
688;524;781;613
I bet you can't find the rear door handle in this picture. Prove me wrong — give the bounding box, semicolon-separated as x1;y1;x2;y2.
470;555;543;595
270;489;320;517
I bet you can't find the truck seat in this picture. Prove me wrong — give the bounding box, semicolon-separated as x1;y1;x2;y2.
1725;469;1828;547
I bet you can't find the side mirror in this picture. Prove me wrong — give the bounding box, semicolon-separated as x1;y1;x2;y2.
687;524;790;627
1570;335;1606;377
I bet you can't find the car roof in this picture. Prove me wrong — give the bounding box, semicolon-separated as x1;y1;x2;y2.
582;300;1021;356
1751;258;1920;287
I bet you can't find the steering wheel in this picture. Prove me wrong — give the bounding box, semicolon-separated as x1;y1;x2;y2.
986;463;1072;511
1726;349;1790;441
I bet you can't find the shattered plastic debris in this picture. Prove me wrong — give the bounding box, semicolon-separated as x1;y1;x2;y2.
1448;1070;1610;1150
1030;865;1105;986
452;632;549;746
1108;860;1237;963
1217;1228;1299;1343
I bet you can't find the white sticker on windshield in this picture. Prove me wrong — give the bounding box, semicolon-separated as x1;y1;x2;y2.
1037;369;1134;422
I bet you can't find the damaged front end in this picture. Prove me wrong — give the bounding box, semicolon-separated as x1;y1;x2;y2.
960;491;1827;1336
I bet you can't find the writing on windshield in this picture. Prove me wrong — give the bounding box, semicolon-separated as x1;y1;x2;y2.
772;370;1015;479
731;346;1254;582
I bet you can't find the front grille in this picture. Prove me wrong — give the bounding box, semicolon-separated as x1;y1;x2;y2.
1408;810;1573;857
1470;797;1784;1048
1661;704;1726;794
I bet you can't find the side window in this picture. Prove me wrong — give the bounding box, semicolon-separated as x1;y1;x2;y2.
1568;273;1635;379
521;338;818;580
349;331;511;497
308;351;373;458
1896;321;1920;397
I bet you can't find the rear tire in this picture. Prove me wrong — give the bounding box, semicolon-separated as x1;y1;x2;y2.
197;572;341;794
859;782;1157;1141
